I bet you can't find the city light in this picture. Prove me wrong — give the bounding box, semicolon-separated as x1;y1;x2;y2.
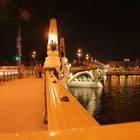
86;54;89;60
15;56;19;62
32;51;36;59
77;49;82;62
78;49;81;53
32;51;36;66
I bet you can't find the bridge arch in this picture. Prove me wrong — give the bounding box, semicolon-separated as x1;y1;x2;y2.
67;71;95;84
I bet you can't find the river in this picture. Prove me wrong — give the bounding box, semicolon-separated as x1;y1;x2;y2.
68;75;140;125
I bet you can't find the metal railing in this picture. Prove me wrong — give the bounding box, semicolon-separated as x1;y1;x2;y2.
0;67;35;84
0;71;18;83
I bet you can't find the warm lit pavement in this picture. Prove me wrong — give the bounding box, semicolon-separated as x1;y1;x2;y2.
0;77;47;133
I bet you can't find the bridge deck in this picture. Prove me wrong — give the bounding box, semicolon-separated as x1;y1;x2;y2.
0;77;47;133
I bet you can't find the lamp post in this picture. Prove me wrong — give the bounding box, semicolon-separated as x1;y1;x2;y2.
0;15;22;78
31;51;36;76
86;54;89;60
32;51;36;66
0;9;30;78
16;19;22;79
86;54;89;65
77;49;82;64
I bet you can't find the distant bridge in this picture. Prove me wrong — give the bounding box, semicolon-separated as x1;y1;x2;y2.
67;69;105;88
69;65;104;74
107;70;140;75
67;71;95;84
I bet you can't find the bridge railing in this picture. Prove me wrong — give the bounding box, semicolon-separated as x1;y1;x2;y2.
41;71;140;139
44;71;99;130
0;67;35;84
0;71;18;83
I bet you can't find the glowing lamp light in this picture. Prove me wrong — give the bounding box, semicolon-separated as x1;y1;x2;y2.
49;33;55;41
15;56;19;62
78;49;81;53
48;32;57;44
86;54;89;60
33;51;36;55
78;53;81;57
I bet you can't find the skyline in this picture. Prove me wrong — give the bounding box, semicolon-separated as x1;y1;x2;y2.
0;0;140;64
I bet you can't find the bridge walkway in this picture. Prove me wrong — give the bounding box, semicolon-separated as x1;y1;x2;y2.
0;77;47;133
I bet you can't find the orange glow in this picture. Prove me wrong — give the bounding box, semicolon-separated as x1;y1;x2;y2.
78;53;81;57
48;32;58;44
20;10;31;20
86;54;89;60
32;51;36;58
33;51;36;55
78;49;81;53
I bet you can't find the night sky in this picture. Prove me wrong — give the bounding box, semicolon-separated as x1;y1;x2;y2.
0;0;140;64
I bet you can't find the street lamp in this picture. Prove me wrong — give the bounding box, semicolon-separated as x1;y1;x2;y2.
32;51;36;66
16;10;30;78
31;51;36;75
0;9;30;78
86;54;89;61
77;49;82;63
0;15;22;78
16;19;22;79
85;54;89;65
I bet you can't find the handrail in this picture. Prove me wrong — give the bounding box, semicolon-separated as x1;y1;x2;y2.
0;68;35;84
0;121;140;139
0;71;18;83
44;71;99;130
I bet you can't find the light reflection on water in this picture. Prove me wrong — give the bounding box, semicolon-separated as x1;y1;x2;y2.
68;75;140;125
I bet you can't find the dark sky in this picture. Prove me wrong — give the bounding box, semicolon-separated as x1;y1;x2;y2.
0;0;140;64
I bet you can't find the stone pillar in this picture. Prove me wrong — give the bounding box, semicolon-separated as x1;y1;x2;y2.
60;38;68;78
44;18;61;78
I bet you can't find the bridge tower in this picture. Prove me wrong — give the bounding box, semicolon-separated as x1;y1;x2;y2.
44;18;61;78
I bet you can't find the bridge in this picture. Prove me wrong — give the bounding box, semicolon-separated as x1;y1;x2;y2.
67;70;104;88
107;70;140;75
0;18;140;139
0;71;140;139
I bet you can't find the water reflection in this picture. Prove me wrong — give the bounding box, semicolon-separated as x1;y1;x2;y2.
68;75;140;125
68;87;103;117
107;75;140;87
